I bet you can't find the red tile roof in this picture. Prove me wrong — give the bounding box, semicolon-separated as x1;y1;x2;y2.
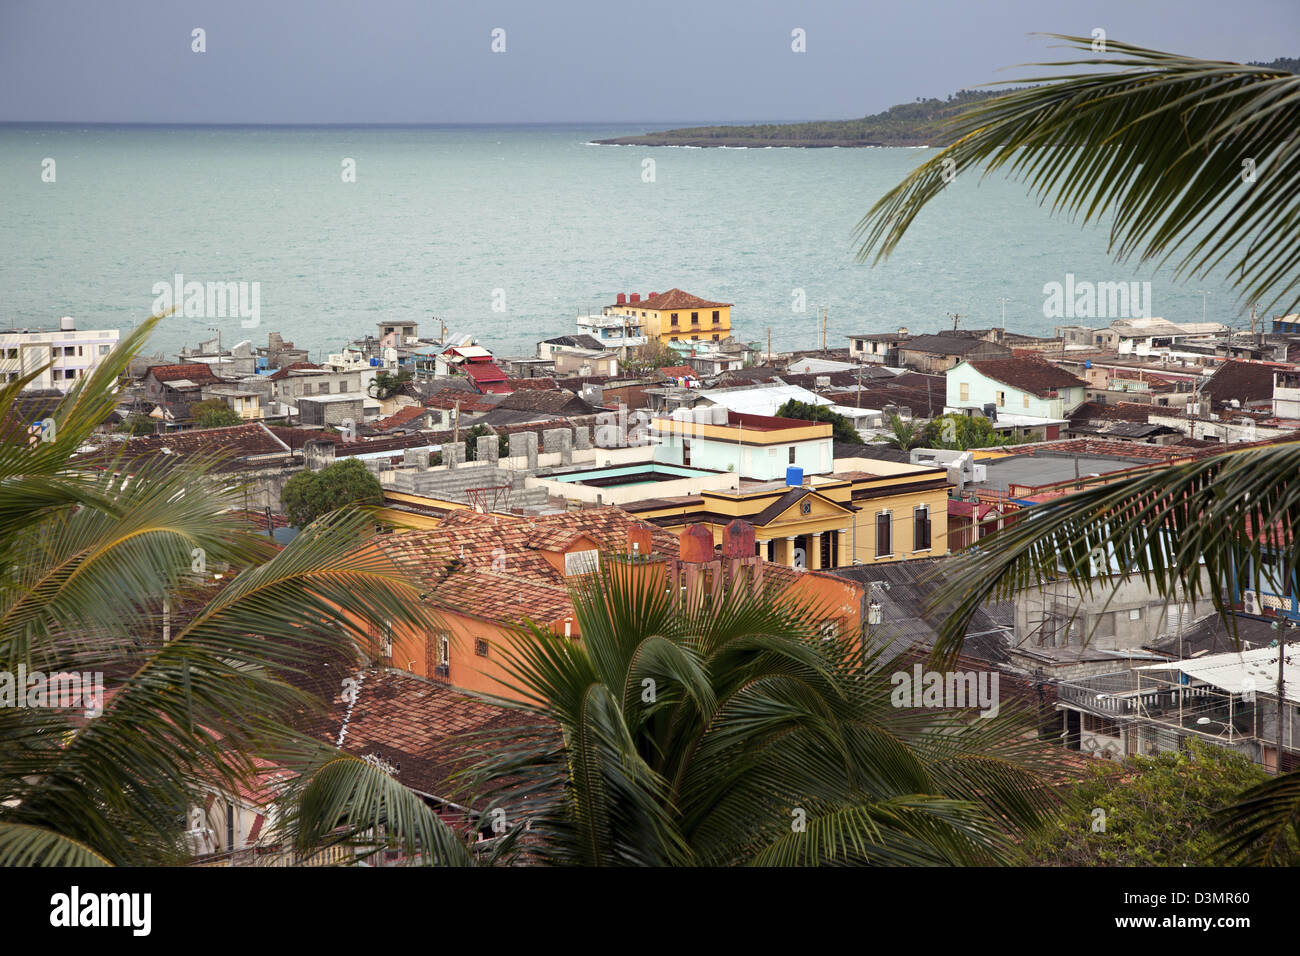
72;422;292;470
616;288;731;311
316;667;530;802
145;363;222;385
267;362;324;382
504;377;558;391
374;508;682;626
658;365;697;379
373;405;430;431
966;358;1088;397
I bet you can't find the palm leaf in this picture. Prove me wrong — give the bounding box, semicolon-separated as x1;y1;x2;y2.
854;36;1300;316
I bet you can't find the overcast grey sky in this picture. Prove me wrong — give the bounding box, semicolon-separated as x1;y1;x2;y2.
1;0;1295;124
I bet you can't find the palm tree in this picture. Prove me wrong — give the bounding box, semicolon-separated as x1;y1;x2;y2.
853;37;1300;863
0;314;471;866
459;555;1059;865
878;414;930;451
855;36;1299;316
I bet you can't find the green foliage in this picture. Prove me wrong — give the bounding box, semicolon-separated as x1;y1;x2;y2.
115;414;155;437
923;413;1014;451
877;414;930;451
623;341;680;376
191;399;241;429
775;399;860;444
1027;741;1270;866
0;314;470;866
281;457;383;529
367;369;412;400
855;37;1300;316
463;424;491;461
460;558;1061;866
597;88;1014;148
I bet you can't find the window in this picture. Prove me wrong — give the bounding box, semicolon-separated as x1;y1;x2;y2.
474;639;489;658
691;312;699;324
5;348;16;359
876;512;892;557
64;346;75;356
712;334;719;341
788;447;796;464
712;310;720;323
1023;394;1030;408
670;313;678;325
913;506;931;551
319;381;330;394
819;620;838;642
959;382;969;402
98;344;110;356
564;549;599;576
995;390;1006;408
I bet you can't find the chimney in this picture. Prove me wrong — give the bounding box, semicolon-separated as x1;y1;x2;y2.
647;292;658;300
721;520;755;558
616;293;627;305
626;521;653;558
678;524;714;563
630;293;641;304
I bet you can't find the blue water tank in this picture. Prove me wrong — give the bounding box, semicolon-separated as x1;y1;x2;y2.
1084;359;1092;369
786;465;803;487
370;357;380;366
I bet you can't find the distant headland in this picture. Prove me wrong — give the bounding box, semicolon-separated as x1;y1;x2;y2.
595;57;1298;148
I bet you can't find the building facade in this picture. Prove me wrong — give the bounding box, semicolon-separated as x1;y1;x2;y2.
602;288;733;345
1;318;120;392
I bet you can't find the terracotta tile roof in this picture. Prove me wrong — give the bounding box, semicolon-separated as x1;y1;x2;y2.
1068;401;1154;424
966;357;1088;397
267;362;324;382
422;389;498;412
504;377;558;391
373;405;431;431
495;389;595;415
658;365;698;379
315;667;529;802
616;288;732;311
1203;359;1282;407
373;508;683;626
145;363;222;385
72;422;292;470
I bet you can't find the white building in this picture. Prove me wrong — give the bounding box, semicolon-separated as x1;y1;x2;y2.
576;313;647;351
0;318;120;392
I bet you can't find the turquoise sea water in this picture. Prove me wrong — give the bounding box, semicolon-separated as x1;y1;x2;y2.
0;124;1250;360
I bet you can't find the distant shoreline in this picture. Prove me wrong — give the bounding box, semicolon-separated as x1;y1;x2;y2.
591;136;932;148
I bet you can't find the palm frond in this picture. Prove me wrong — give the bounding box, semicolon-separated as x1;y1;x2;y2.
854;36;1300;315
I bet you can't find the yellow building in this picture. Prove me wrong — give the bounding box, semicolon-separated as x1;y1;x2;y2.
605;288;733;345
623;459;951;569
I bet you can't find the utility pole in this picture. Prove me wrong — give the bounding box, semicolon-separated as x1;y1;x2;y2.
949;312;962;332
856;360;863;408
821;307;828;352
767;327;772;364
1277;630;1290;773
453;400;460;443
1195;290;1211;325
999;298;1009;331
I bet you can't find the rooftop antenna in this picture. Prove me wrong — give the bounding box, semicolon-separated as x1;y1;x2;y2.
949;312;962;332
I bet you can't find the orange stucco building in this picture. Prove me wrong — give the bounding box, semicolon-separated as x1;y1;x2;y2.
363;507;866;702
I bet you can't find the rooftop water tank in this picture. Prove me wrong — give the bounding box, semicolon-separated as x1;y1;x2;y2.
786;466;803;487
